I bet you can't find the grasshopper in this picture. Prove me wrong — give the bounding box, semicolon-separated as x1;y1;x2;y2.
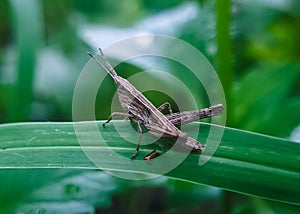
88;49;223;160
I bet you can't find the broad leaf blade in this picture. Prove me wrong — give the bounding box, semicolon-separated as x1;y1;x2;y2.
0;121;299;205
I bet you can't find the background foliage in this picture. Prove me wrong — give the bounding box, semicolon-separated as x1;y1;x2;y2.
0;0;300;213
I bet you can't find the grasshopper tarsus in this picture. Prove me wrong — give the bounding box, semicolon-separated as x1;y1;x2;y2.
131;153;139;160
144;150;160;161
103;120;109;128
131;142;141;160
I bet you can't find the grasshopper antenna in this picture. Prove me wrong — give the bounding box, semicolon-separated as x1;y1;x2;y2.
98;48;118;77
87;50;115;78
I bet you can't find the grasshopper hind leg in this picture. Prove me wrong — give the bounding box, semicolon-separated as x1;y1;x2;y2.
158;102;173;114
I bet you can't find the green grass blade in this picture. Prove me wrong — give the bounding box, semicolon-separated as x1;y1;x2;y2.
8;0;43;121
215;0;234;124
0;121;299;205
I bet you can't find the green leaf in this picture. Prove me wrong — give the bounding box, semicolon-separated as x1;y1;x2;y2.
0;121;299;205
233;62;300;136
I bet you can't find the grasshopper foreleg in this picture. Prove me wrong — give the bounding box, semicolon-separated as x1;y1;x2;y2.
103;112;132;127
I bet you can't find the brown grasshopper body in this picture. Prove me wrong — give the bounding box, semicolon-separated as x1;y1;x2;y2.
88;49;223;160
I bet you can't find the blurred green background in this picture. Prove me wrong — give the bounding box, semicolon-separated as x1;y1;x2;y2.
0;0;300;213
